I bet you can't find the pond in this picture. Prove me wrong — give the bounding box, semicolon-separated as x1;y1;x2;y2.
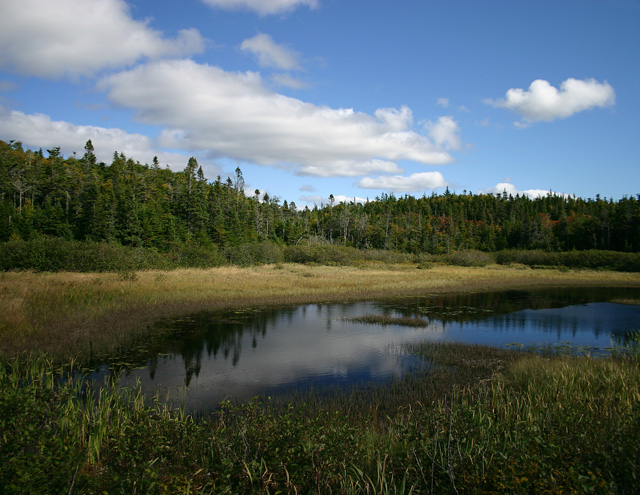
94;287;640;412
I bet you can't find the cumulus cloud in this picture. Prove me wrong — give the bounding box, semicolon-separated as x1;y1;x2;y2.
201;0;318;16
0;106;217;174
488;78;615;125
358;172;448;193
99;59;456;177
299;194;323;204
241;34;301;70
332;194;367;204
425;116;461;151
0;0;205;78
478;182;557;199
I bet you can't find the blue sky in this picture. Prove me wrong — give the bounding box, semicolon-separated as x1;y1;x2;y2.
0;0;637;206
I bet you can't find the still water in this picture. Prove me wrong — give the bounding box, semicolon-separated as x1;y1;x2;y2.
98;287;640;412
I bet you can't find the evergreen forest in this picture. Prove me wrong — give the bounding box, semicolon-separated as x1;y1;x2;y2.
2;139;639;268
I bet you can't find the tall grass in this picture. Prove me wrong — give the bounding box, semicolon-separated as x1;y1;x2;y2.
2;338;639;493
1;264;639;363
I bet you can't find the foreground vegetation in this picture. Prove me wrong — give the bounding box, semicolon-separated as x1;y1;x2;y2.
2;260;640;493
2;338;639;494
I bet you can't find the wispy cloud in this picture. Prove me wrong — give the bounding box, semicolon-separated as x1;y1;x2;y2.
241;34;302;70
200;0;318;16
271;73;310;89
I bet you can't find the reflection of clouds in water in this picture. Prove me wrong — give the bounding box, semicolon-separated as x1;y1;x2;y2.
446;302;640;349
114;296;640;412
118;302;447;410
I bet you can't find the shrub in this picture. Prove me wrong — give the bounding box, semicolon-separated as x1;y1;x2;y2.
0;238;226;272
283;244;365;265
225;242;284;266
446;249;495;267
496;249;640;272
167;243;226;269
362;249;413;264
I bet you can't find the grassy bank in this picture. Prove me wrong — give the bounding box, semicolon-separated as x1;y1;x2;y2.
2;263;640;361
2;263;640;493
1;339;638;494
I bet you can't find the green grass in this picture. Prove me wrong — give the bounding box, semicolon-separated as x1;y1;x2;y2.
2;261;640;493
2;336;639;494
2;263;639;363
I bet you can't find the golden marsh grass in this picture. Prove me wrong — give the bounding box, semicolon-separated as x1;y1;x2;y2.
1;263;639;361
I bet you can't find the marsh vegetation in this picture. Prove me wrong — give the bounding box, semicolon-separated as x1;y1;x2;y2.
2;337;639;494
1;264;640;493
2;262;639;362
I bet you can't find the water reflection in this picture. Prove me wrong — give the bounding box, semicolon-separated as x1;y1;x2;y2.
99;287;640;412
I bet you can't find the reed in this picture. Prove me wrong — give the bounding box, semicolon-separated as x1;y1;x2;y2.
2;263;640;492
2;339;638;493
2;264;639;362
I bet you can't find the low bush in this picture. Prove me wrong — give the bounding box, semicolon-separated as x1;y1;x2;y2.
362;249;413;264
446;249;495;267
224;242;284;266
3;239;639;273
0;238;226;272
283;243;365;265
496;249;640;272
165;243;226;268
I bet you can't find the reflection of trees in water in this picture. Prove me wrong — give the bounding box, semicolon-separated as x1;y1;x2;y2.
110;287;640;384
386;287;640;324
137;307;297;385
466;307;622;340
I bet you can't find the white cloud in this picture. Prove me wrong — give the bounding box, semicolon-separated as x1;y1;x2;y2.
201;0;318;16
478;182;558;199
375;106;414;132
425;116;461;151
295;159;403;178
299;184;316;192
332;194;367;204
99;59;456;178
358;172;448;193
488;78;615;124
271;73;310;89
0;106;218;175
299;194;323;204
437;97;449;108
0;0;205;78
241;34;301;70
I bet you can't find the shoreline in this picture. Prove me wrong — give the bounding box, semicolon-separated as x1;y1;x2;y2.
2;263;640;361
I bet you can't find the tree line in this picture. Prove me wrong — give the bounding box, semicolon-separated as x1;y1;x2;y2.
1;139;639;255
